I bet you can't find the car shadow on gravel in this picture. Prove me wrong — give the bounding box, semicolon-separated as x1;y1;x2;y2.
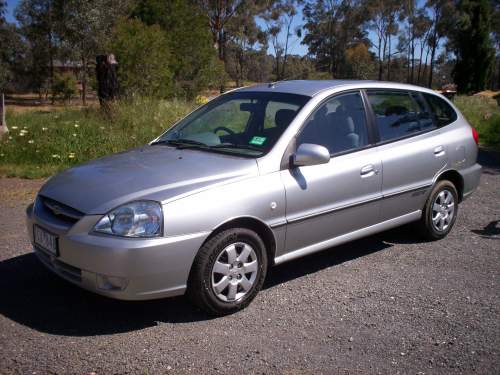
0;226;418;337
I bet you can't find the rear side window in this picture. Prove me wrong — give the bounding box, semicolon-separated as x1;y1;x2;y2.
423;93;458;127
367;91;435;142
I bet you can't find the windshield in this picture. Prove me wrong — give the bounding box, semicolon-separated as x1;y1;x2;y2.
155;91;310;156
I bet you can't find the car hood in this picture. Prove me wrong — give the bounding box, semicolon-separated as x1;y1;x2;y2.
39;146;259;214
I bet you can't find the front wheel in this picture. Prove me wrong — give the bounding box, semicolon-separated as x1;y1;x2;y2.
187;228;268;316
417;180;459;240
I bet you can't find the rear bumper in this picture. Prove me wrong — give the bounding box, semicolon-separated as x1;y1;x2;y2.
460;163;482;201
26;203;209;300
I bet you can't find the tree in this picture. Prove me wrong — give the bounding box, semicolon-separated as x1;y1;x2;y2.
302;0;368;78
15;0;58;96
450;0;496;93
225;8;265;86
196;0;267;62
109;18;173;98
54;0;132;105
425;0;454;88
364;0;402;80
263;0;301;81
345;43;376;78
133;0;220;98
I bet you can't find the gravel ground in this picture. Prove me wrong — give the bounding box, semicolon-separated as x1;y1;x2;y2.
0;151;499;375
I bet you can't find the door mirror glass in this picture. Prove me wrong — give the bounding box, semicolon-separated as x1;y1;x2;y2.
292;143;330;167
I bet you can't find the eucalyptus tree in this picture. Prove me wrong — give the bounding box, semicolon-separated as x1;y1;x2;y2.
262;0;301;80
302;0;368;78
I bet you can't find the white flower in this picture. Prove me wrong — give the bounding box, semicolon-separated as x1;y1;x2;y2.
74;123;79;128
42;127;48;131
8;136;12;140
51;154;60;158
99;126;105;130
68;153;76;159
19;133;25;137
28;140;34;144
11;126;18;130
72;133;77;137
0;153;4;157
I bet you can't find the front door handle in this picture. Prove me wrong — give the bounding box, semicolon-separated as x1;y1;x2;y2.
360;164;379;178
434;145;445;157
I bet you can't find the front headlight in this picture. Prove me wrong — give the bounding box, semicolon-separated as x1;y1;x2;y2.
93;201;163;238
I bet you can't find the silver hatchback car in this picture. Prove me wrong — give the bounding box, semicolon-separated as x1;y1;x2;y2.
26;80;481;315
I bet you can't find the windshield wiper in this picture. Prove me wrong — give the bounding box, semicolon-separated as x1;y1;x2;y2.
151;139;208;148
210;143;263;153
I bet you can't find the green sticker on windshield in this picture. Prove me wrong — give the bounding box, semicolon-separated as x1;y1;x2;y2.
249;136;267;146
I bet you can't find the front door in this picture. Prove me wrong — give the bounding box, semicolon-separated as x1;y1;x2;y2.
279;91;382;258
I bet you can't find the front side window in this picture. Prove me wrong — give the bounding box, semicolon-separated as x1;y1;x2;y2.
297;92;369;155
157;92;309;156
367;91;435;142
423;93;458;127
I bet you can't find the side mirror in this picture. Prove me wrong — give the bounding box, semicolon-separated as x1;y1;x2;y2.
292;143;330;167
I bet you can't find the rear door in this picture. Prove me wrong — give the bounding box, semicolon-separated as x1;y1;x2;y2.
365;89;449;221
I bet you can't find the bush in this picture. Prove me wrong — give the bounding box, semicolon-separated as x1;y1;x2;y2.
109;18;174;98
454;95;500;148
51;73;77;103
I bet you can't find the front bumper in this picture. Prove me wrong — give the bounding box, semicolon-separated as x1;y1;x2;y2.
26;203;209;300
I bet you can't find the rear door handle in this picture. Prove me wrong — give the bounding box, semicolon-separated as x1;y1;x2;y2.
434;145;445;156
360;164;379;178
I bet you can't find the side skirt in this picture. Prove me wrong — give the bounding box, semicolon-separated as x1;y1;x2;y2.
274;210;422;265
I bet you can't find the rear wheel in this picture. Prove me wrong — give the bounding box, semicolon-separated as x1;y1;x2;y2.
418;180;459;240
187;228;268;316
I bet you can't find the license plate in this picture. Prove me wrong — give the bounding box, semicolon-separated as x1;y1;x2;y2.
34;225;58;256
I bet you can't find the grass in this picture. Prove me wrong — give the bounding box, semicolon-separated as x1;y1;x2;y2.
453;95;500;148
0;98;196;178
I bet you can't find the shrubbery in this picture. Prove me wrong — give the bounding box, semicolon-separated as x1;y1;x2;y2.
51;73;77;103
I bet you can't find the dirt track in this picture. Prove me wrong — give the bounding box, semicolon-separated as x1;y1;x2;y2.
0;151;498;375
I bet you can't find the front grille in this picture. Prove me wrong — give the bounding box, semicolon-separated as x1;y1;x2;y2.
35;246;82;283
40;196;84;224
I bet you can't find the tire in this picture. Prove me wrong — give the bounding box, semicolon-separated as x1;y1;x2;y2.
187;228;268;316
417;180;459;240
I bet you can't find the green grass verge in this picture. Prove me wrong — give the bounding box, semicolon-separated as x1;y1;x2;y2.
0;98;196;178
453;95;500;148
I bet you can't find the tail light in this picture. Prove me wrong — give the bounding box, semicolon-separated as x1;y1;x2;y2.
471;127;479;145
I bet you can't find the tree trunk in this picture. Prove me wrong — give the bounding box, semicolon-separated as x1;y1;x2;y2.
81;56;87;106
387;34;392;81
378;35;383;80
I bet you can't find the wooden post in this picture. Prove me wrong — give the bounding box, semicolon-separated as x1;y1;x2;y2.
0;93;8;139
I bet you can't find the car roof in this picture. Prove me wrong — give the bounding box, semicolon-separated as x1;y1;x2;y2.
234;80;437;97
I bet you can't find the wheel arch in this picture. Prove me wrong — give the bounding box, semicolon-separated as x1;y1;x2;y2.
434;169;464;202
207;216;277;265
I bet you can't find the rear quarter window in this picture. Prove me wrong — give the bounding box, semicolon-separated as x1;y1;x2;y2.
423;93;458;127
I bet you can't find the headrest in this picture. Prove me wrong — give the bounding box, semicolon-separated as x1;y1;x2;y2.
385;105;408;116
275;109;296;129
327;112;355;134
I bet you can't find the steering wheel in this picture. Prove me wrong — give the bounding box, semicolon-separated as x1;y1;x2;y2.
213;126;235;136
